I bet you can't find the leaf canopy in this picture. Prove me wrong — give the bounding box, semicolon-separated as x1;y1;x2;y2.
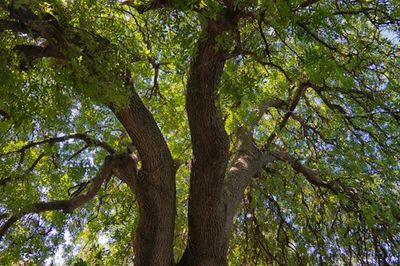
0;0;399;265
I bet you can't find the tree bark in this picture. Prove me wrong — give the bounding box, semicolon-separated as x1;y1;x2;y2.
221;129;276;250
112;91;176;266
178;11;237;265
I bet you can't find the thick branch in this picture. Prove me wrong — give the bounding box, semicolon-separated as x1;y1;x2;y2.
250;98;287;131
111;89;176;265
179;10;242;264
112;152;138;192
224;130;271;202
186;15;233;185
0;155;115;240
270;150;343;194
0;19;31;34
15;44;65;67
112;91;174;174
222;128;275;246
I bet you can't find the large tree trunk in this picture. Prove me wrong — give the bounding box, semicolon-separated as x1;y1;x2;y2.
133;168;176;265
178;10;238;266
113;6;265;266
112;91;177;265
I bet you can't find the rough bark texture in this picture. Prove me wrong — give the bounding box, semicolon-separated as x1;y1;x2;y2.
178;11;238;266
0;2;285;264
113;91;176;266
222;129;276;248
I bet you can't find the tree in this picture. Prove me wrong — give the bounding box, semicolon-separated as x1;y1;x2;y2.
0;0;399;264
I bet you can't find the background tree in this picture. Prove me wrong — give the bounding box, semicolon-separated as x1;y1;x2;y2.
0;0;399;265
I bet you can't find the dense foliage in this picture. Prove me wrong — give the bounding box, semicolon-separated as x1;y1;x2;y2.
0;0;399;265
